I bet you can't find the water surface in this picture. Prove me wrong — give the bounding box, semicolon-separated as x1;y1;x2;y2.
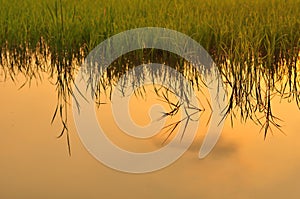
1;75;300;199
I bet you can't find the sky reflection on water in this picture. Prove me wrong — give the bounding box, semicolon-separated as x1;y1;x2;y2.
1;76;300;199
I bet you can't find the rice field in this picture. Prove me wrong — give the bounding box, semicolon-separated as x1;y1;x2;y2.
1;0;299;60
0;0;300;143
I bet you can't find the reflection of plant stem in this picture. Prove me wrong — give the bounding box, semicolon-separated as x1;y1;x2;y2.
156;89;203;145
0;45;299;154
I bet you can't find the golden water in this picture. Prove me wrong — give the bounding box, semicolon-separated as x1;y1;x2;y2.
1;75;300;199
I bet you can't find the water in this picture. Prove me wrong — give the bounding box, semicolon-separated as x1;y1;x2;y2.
1;73;300;199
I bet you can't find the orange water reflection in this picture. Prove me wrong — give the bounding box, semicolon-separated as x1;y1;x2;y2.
1;77;300;199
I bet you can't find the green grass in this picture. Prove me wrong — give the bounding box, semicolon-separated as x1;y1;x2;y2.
0;0;300;146
0;0;299;64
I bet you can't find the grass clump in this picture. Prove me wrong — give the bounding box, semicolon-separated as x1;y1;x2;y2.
0;0;299;147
